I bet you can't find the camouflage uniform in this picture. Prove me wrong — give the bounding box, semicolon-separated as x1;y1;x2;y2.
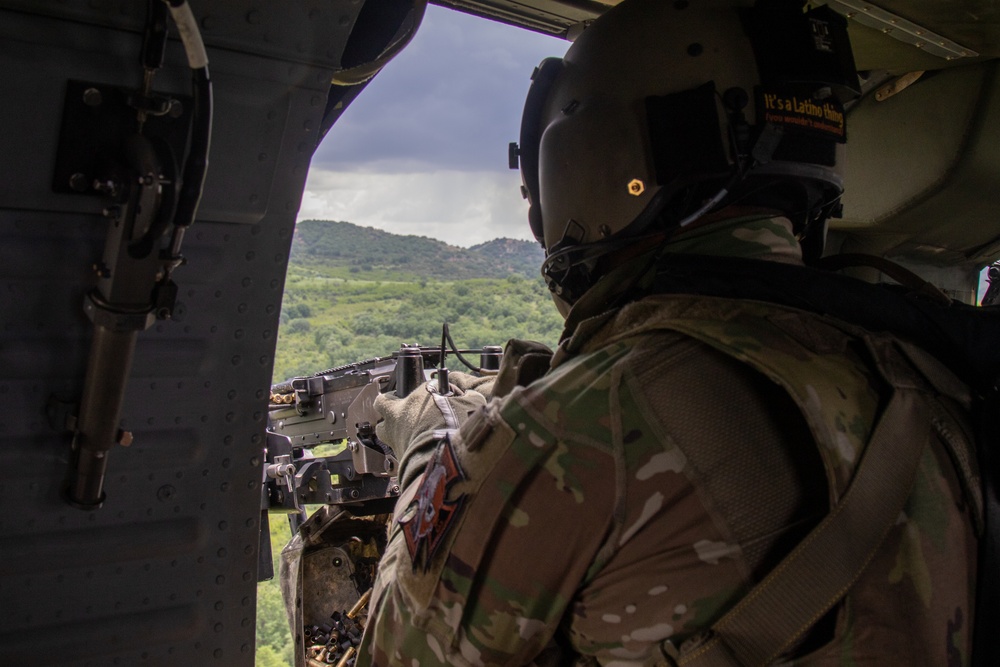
358;217;979;666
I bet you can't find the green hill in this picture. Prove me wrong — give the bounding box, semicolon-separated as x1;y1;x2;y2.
291;219;545;280
273;220;562;381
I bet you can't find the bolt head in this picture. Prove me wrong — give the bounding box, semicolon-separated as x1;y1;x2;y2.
69;173;89;192
82;88;102;107
627;179;646;196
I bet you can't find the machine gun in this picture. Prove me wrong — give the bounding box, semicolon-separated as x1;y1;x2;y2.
260;334;502;665
263;340;503;519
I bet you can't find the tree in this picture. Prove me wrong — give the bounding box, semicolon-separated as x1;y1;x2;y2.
287;318;311;334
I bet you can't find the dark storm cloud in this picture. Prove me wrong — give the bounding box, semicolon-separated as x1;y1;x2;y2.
312;5;568;173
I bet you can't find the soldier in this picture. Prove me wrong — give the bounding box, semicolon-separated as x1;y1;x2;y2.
357;0;980;665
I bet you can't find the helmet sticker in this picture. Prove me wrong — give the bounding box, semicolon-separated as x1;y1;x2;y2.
758;87;846;143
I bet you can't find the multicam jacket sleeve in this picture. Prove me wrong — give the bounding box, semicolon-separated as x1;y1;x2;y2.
356;343;624;666
357;296;978;666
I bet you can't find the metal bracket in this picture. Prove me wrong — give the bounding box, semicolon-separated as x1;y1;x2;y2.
53;80;191;197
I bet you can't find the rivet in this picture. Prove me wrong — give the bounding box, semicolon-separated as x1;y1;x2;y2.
82;88;102;107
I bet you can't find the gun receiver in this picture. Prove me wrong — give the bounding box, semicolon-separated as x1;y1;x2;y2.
263;343;502;516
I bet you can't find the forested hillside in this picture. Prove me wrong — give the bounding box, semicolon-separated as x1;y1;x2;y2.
272;220;561;381
290;219;544;280
258;220;564;666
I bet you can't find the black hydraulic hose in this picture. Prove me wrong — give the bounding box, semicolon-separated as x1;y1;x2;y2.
172;66;211;231
164;0;212;251
141;0;169;70
441;322;487;374
124;0;174;259
973;384;1000;667
131;0;211;261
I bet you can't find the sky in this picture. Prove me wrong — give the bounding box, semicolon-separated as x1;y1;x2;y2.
298;5;570;248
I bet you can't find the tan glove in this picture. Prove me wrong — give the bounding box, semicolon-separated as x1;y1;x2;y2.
445;339;554;400
374;379;486;469
448;370;496;398
375;379;487;489
492;339;554;398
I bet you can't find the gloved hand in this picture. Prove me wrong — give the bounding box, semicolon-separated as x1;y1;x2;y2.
448;370;496;398
374;379;487;456
375;379;487;489
433;338;555;400
492;338;553;398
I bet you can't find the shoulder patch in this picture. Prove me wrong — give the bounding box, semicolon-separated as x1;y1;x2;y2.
398;438;467;572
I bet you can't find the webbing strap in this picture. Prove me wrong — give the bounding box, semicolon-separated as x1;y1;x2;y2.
676;386;930;667
973;386;1000;667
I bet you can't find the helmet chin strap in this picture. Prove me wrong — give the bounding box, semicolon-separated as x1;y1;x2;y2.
677;185;731;228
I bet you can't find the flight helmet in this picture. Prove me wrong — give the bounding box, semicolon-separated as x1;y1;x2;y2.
511;0;860;308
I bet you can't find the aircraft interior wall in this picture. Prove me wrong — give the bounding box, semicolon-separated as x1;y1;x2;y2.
0;2;360;664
